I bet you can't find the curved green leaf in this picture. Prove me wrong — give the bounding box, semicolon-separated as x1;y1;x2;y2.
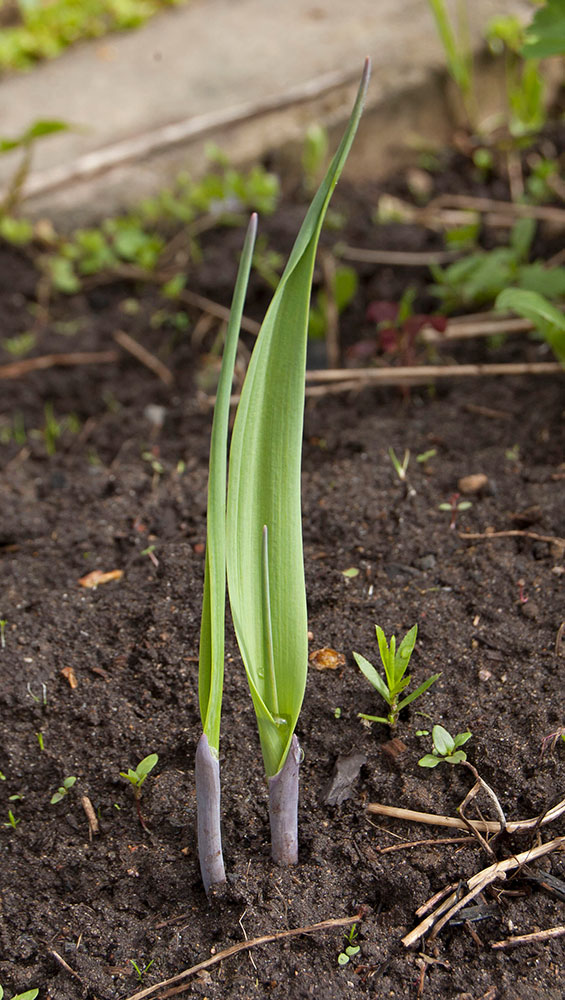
227;62;370;777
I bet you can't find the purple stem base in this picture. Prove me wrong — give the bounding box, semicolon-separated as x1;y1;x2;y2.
195;733;226;894
268;734;301;865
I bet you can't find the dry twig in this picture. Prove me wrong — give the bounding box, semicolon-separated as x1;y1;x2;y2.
460;529;565;549
122;912;362;1000
367;797;565;834
0;350;118;379
113;330;173;386
492;925;565;950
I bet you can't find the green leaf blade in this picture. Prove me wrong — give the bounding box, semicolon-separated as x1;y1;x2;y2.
227;62;370;777
353;652;391;705
199;215;257;752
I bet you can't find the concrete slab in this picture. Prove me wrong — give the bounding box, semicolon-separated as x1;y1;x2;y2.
0;0;531;223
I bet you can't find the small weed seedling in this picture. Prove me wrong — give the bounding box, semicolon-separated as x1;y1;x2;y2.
353;625;439;729
418;726;507;855
120;753;158;831
0;986;39;1000
0;620;6;650
338;924;360;966
50;776;77;805
388;447;410;482
129;959;154;983
438;492;472;530
4;810;20;829
418;725;472;766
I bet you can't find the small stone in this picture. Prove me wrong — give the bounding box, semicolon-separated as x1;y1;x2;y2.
478;667;492;681
381;738;408;761
520;600;539;619
458;473;488;494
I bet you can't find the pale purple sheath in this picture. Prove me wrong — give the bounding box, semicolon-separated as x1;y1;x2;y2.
268;733;301;865
195;733;226;894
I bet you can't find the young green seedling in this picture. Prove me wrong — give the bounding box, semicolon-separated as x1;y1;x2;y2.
337;924;360;966
354;624;439;729
120;754;158;831
0;620;6;650
197;214;257;894
438;492;472;530
226;60;371;866
129;959;154;983
418;725;472;767
388;446;410;482
418;726;507;854
3;810;20;829
50;775;76;805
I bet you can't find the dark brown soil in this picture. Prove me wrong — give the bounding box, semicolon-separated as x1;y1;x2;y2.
0;159;564;1000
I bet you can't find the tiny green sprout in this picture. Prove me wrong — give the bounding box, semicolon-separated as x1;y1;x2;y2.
342;567;359;578
120;754;158;798
388;446;410;481
354;625;439;729
416;449;437;464
418;725;472;767
0;987;39;1000
129;959;154;983
0;620;7;649
334;707;342;720
337;924;360;966
36;732;44;751
4;810;20;829
0;770;5;780
438;492;472;530
120;754;158;831
50;776;77;804
415;729;430;737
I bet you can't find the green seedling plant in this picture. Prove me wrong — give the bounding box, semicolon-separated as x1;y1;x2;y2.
129;959;154;983
120;753;158;831
418;726;507;852
426;0;475;126
0;119;71;220
418;725;472;767
225;61;370;869
438;492;472;530
196;214;257;893
353;625;439;729
0;987;38;1000
0;620;6;650
4;810;20;829
338;924;360;966
50;775;76;805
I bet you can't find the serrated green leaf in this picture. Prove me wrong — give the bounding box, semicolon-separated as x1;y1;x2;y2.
226;62;370;778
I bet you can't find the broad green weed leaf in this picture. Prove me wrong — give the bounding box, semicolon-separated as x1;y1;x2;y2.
353;652;391;706
522;0;565;59
496;287;565;363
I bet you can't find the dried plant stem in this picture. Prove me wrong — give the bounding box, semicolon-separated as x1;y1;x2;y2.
367;796;565;833
460;529;565;548
113;330;173;385
402;837;565;948
122;910;362;1000
492;925;565;950
0;350;118;379
305;362;562;385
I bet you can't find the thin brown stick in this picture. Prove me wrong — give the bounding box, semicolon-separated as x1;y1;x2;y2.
122;912;362;1000
402;838;565;948
338;245;461;266
377;835;476;855
0;350;118;379
420;316;534;343
113;330;173;386
50;950;83;983
427;193;565;225
80;796;99;838
367;797;565;833
305;361;563;384
492;925;565;950
460;529;565;548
